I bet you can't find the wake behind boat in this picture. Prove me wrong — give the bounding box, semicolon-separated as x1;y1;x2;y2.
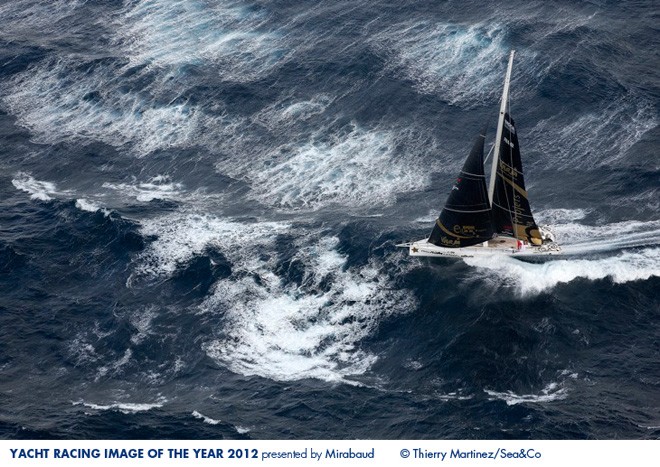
399;50;561;260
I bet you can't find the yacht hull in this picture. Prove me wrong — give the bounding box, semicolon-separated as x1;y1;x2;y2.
399;236;562;261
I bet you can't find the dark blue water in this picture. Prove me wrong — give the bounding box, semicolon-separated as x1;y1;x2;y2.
1;0;658;439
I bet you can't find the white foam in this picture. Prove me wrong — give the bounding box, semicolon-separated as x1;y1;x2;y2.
413;210;439;224
74;198;104;213
2;2;279;157
535;208;590;225
0;0;85;38
371;21;508;106
403;359;424;371
485;381;568;405
254;94;334;130
2;2;284;157
464;247;659;297
192;411;221;425
280;97;331;121
529;96;657;169
12;173;113;214
129;307;157;345
11;172;65;201
75;399;165;414
202;235;416;383
550;219;660;254
436;392;473;402
2;58;214;155
217;124;427;210
119;0;288;81
67;336;100;366
102;176;185;202
133;212;290;280
131;212;416;383
95;348;133;381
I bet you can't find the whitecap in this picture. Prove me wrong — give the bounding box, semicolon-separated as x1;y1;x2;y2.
11;172;65;201
370;21;508;107
74;399;165;414
528;95;657;169
119;0;289;81
132;212;290;279
535;208;590;225
102;177;185;202
0;0;86;39
2;58;211;155
75;198;106;213
130;213;418;383
192;411;221;425
254;94;334;130
201;235;416;384
484;382;568;405
217;123;428;210
463;247;659;297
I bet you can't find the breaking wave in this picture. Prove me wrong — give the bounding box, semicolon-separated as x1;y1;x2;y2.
485;380;571;406
119;0;289;81
130;209;415;383
529;95;657;169
2;58;212;155
464;247;659;297
74;399;165;414
371;21;508;106
11;172;66;201
216;123;427;210
202;235;415;383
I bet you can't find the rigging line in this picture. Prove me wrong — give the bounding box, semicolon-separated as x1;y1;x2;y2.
483;143;495;164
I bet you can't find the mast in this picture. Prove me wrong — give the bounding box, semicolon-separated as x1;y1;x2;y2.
488;50;515;205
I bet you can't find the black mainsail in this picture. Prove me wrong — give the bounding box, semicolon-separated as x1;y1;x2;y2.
491;113;542;245
428;130;495;248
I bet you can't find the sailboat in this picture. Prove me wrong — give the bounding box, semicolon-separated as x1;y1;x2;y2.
399;50;561;259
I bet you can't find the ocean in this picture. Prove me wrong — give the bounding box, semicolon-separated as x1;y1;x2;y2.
0;0;658;439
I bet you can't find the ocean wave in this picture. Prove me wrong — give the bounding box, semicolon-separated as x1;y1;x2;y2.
370;21;508;107
216;123;429;210
192;410;221;425
1;0;276;156
74;399;165;414
131;210;416;383
132;212;290;280
102;176;186;202
11;172;67;201
549;219;660;254
2;58;215;155
202;234;415;383
464;247;659;297
528;95;657;169
253;94;334;131
0;0;87;40
485;380;569;405
119;0;289;81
